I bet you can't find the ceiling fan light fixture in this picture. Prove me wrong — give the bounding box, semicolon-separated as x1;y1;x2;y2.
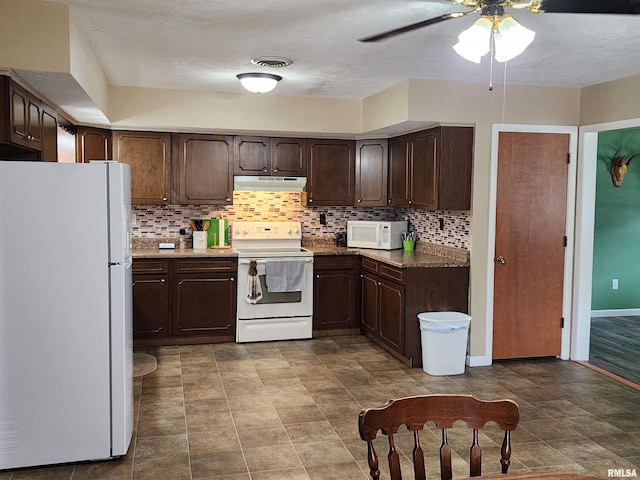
236;73;282;93
493;16;536;62
453;16;492;63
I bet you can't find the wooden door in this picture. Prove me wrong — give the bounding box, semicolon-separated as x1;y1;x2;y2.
177;134;233;204
272;138;307;176
492;132;570;359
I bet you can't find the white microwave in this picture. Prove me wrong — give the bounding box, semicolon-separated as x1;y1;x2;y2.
347;220;408;250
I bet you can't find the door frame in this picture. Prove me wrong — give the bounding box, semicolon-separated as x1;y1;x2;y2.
485;124;578;362
572;117;640;360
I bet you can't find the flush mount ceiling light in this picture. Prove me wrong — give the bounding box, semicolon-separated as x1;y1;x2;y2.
453;12;535;63
236;73;283;94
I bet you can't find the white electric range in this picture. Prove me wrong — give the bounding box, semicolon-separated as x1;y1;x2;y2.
233;221;313;342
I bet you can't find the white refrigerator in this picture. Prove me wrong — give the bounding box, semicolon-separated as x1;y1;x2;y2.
0;161;133;470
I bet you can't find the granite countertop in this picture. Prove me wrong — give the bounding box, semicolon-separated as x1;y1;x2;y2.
303;245;468;268
133;247;237;259
132;237;468;267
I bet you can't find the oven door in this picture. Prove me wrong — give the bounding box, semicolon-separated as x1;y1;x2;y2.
236;256;313;320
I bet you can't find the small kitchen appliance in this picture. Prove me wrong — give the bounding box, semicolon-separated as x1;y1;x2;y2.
233;221;313;342
336;231;347;247
347;220;408;250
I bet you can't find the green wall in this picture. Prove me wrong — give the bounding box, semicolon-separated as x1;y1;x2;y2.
592;128;640;310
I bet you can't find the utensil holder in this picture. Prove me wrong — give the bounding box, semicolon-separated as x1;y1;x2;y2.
402;240;415;251
192;231;208;250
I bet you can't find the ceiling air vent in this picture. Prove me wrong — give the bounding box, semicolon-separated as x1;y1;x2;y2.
250;56;293;68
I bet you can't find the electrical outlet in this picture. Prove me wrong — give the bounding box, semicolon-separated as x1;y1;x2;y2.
319;213;326;225
612;279;618;290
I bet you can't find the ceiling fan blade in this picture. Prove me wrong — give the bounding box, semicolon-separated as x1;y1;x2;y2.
359;11;472;42
539;0;640;14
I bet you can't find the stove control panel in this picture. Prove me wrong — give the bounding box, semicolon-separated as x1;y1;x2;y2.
232;222;302;241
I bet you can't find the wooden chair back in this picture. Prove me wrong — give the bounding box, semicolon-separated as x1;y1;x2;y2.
358;394;520;480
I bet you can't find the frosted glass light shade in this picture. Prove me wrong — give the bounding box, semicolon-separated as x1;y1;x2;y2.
236;73;282;93
453;17;493;63
493;16;535;62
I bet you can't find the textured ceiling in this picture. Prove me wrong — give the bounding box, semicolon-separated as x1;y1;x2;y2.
37;0;640;101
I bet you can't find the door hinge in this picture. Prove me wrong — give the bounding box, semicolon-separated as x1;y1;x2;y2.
561;317;565;328
567;152;571;164
563;236;567;247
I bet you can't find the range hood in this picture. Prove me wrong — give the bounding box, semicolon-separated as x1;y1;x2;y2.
233;175;306;192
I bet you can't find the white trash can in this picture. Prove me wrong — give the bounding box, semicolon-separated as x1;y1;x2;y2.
418;312;471;376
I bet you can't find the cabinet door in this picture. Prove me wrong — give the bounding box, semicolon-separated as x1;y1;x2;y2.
438;126;474;210
410;131;437;210
177;134;233;204
361;271;379;337
133;274;171;339
388;138;409;207
378;280;405;354
272;138;306;176
77;127;112;163
305;139;355;206
234;136;271;175
114;131;171;204
172;274;237;339
9;82;42;150
40;105;58;162
314;267;358;331
355;139;388;206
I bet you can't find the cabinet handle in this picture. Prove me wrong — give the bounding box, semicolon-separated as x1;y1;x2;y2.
408;200;412;205
360;274;364;278
230;277;235;282
225;197;231;202
160;279;166;284
161;196;168;201
263;167;268;173
357;198;361;203
388;199;392;203
377;281;382;286
273;168;279;173
316;274;320;279
309;198;313;203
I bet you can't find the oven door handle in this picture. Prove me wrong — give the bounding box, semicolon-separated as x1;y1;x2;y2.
239;258;313;265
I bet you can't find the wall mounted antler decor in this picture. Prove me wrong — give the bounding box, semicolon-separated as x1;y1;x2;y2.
610;146;640;187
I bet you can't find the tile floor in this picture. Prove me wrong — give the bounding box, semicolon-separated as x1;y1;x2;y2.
2;335;640;480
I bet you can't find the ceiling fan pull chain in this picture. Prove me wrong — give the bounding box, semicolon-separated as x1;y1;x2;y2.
502;60;508;123
488;32;495;91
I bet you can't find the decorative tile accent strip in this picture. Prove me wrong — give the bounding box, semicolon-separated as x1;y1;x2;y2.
131;192;470;249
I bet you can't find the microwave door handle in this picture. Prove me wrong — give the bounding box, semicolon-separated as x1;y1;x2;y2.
376;224;381;247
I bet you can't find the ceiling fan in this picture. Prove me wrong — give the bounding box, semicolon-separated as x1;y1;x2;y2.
359;0;640;44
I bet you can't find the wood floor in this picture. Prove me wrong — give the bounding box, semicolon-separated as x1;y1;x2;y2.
589;316;640;385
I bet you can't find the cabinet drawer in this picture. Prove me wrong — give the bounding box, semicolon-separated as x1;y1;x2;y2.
133;259;169;274
314;255;359;270
173;258;237;273
361;257;405;284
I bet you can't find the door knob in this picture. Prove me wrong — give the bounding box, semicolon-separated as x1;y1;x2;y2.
495;256;506;264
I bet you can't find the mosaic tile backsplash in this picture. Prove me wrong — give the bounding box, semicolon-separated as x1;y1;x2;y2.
131;192;470;249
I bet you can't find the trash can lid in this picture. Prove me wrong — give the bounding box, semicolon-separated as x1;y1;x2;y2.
418;312;471;331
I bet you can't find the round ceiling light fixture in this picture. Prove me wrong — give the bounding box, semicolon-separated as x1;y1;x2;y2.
236;72;283;94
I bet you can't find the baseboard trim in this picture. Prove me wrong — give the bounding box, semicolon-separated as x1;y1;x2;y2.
591;309;640;318
466;355;492;367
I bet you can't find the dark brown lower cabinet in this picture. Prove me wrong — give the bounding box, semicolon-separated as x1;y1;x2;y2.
360;257;469;367
313;255;360;336
133;258;237;346
132;260;171;341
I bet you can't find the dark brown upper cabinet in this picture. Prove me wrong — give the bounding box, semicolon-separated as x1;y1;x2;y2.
355;139;388;206
174;134;233;205
76;127;112;163
40;104;58;162
234;136;306;176
388;126;473;211
113;131;171;205
0;77;41;158
303;139;355;206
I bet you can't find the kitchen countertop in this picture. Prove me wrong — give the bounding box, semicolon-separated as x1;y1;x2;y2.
132;239;468;267
303;246;468;268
